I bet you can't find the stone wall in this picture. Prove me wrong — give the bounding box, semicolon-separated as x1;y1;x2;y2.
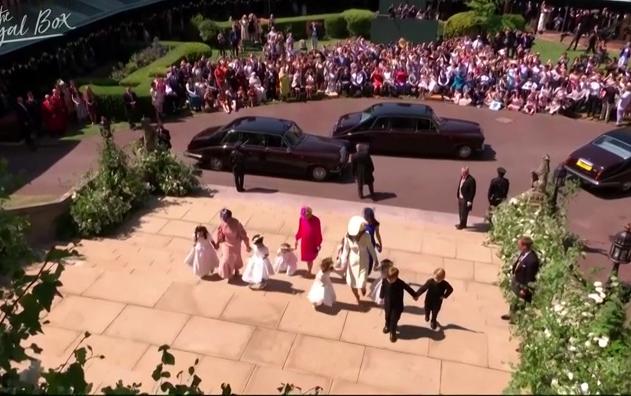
7;193;72;245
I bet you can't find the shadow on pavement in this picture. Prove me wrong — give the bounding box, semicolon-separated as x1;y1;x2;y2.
397;322;477;341
244;187;279;194
264;278;304;295
0;139;80;195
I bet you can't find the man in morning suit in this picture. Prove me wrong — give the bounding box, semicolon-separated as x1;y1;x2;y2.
456;166;476;229
501;236;540;321
230;144;246;192
351;143;375;200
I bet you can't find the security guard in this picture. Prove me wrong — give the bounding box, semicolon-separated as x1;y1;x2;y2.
230;144;246;192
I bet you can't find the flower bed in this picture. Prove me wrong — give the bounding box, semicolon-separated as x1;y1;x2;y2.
489;192;631;394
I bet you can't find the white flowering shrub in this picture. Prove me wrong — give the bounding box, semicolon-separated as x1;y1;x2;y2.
490;193;631;394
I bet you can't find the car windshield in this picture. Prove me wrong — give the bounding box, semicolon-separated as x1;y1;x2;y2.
592;135;631;160
284;123;304;146
430;110;442;125
360;111;372;123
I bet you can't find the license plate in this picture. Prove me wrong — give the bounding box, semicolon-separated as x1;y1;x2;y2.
576;159;593;172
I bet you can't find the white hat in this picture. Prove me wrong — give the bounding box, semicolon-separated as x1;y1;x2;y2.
347;216;367;237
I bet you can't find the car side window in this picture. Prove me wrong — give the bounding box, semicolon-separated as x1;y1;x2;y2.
242;132;265;147
416;118;433;132
371;117;390;130
221;130;242;145
390;117;416;131
266;134;286;148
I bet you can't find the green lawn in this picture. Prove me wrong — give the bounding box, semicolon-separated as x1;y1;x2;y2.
532;38;614;64
60;121;129;142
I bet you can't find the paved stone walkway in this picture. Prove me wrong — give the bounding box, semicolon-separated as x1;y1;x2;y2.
30;186;517;394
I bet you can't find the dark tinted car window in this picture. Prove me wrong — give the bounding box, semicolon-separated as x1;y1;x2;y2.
371;117;389;130
266;134;286;148
221;130;242;144
416;118;432;131
242;132;266;146
390;117;416;131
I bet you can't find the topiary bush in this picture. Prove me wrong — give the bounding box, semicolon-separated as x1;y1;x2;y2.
196;19;222;45
490;185;631;394
444;11;527;38
342;9;375;38
324;14;348;39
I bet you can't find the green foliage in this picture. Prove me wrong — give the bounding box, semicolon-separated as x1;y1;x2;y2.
134;147;200;197
489;184;631;394
0;160;32;277
196;19;221;45
444;11;525;37
110;40;169;82
70;138;149;236
278;383;323;395
341;9;375;38
466;0;500;20
324;15;348;39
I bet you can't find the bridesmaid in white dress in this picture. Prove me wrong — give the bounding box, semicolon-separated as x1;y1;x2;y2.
242;235;274;289
184;226;219;278
307;257;336;308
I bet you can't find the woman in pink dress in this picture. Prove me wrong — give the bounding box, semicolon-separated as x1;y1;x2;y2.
294;207;323;277
214;208;251;279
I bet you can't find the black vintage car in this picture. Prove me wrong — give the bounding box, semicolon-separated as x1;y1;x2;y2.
564;127;631;192
185;116;349;181
331;102;485;159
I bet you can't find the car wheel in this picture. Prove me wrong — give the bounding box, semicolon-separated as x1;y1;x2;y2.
457;145;473;159
209;157;224;171
622;182;631;192
310;166;328;181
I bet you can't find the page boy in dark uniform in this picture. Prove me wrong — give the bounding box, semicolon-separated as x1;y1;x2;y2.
379;264;417;343
416;268;453;330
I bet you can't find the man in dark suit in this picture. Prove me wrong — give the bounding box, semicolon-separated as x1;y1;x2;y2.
456;167;476;229
15;96;36;151
351;144;375;200
230;144;246;192
487;167;510;224
502;236;540;321
123;87;139;129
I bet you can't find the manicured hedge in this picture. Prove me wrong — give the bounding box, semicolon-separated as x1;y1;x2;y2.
82;41;212;121
342;9;375;38
324;14;348;39
444;11;526;38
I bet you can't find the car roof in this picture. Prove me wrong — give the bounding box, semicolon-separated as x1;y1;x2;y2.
604;127;631;143
367;102;433;117
227;116;295;135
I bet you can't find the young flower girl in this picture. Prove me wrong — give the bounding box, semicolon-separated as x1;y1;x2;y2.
274;243;298;276
369;259;392;305
242;235;274;289
184;225;219;278
307;257;336;308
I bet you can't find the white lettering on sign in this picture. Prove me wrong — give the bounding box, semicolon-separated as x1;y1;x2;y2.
0;6;75;48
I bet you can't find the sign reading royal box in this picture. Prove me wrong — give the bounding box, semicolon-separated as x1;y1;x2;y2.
0;5;76;48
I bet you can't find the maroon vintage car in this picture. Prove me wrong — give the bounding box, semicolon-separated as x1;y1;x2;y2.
331;102;485;159
185;116;349;181
564;127;631;192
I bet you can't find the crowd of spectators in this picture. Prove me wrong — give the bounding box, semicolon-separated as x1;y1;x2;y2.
386;1;436;20
145;30;631;126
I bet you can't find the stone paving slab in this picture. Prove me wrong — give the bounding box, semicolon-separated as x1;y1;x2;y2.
33;192;516;394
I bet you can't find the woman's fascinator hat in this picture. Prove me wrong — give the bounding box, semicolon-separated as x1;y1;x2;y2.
347;216;367;237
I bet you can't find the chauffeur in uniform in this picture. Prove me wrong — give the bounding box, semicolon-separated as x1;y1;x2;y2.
487;167;510;224
230;144;246;192
456;167;476;230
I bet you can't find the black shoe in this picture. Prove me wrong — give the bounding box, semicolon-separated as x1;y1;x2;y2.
455;224;464;230
501;314;511;321
382;326;389;334
425;314;430;322
430;321;437;330
390;333;397;343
